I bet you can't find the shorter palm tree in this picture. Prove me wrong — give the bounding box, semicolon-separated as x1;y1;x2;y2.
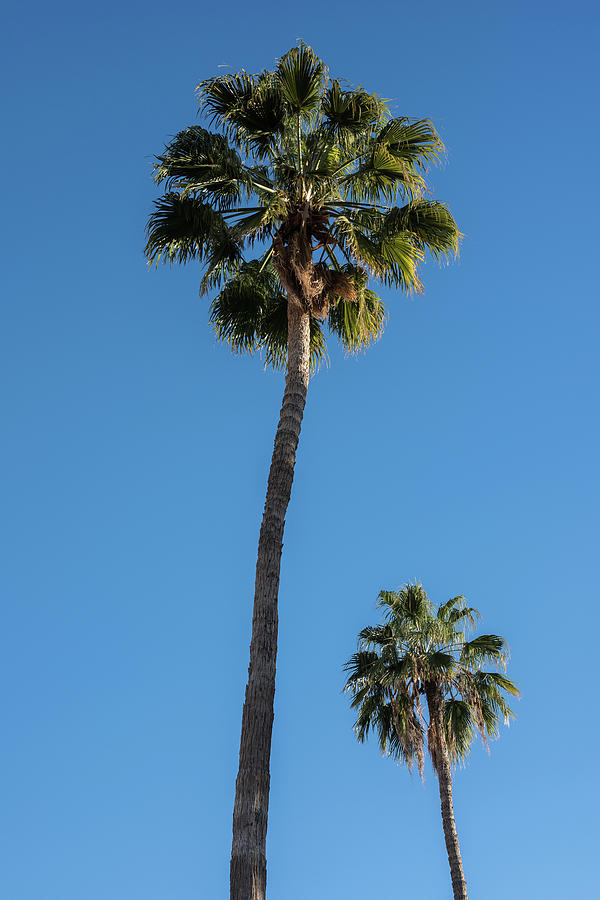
344;583;519;900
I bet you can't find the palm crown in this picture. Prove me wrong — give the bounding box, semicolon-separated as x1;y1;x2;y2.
145;44;460;369
344;584;519;777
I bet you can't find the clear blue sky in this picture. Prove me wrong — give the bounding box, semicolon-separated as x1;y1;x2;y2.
2;1;599;897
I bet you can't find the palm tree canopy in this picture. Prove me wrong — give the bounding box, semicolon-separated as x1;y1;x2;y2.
344;584;519;776
145;44;460;370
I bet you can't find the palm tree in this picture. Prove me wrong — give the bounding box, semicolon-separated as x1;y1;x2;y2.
344;583;519;900
145;45;460;900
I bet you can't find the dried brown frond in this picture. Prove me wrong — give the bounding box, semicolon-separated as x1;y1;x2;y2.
324;268;358;302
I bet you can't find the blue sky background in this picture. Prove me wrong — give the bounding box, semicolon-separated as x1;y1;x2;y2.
2;1;599;897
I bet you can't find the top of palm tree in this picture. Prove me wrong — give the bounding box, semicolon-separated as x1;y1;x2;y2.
344;583;519;777
145;44;460;370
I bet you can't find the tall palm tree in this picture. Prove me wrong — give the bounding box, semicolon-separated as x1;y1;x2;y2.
344;583;519;900
145;45;460;900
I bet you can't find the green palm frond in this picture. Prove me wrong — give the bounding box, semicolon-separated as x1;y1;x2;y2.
460;635;508;667
209;260;282;354
276;43;326;114
197;70;257;131
229;192;288;245
344;649;380;678
326;264;387;351
444;699;475;764
379;583;432;621
198;71;287;158
145;193;241;267
322;80;387;136
436;596;481;635
343;145;426;204
199;235;245;296
331;214;423;291
478;698;504;736
448;607;480;628
426;650;455;674
379;231;425;291
235;79;290;158
328;289;387;352
381;201;460;261
306;142;346;177
437;595;466;620
356;623;394;648
353;690;385;742
153;127;249;204
387;693;426;775
377;118;444;168
480;671;520;697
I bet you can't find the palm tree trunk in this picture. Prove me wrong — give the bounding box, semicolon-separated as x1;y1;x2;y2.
229;300;311;900
427;691;468;900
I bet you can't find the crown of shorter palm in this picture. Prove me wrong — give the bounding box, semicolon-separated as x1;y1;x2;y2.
145;44;460;369
344;583;519;776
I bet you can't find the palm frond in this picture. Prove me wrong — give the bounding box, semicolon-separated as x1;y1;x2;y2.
276;43;326;114
426;650;455;675
322;80;387;135
379;231;425;291
343;650;381;695
480;671;520;697
197;70;256;131
377;118;445;169
342;145;426;204
381;201;460;261
444;699;475;764
153;127;249;205
328;284;387;352
209;259;280;354
145;193;241;267
229;193;288;245
197;71;287;157
460;635;508;667
199;234;244;295
357;623;394;649
437;595;465;620
353;691;385;743
332;212;424;291
380;583;432;621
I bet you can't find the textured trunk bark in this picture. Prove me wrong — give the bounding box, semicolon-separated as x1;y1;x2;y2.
229;301;311;900
427;690;468;900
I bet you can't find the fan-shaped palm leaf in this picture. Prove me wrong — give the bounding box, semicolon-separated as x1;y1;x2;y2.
145;194;241;267
322;80;387;135
276;43;326;114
